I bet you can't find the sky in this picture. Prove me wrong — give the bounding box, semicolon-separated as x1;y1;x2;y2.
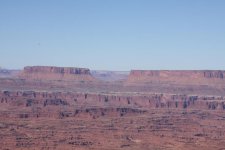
0;0;225;71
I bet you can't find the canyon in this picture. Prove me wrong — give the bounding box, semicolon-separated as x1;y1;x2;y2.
1;66;225;150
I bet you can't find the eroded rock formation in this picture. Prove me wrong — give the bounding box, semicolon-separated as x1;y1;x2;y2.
1;90;225;150
1;68;225;150
19;66;94;81
127;70;225;85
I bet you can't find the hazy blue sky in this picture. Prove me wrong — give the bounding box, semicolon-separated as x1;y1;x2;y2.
0;0;225;70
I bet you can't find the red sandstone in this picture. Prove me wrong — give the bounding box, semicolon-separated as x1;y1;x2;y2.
0;66;225;150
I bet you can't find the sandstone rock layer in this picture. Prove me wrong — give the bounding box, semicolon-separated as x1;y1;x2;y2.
1;68;225;150
20;66;94;81
127;70;225;85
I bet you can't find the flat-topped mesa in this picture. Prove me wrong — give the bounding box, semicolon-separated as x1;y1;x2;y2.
127;70;225;85
20;66;94;81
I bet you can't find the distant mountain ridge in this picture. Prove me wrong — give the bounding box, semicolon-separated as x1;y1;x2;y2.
1;66;225;85
0;68;20;78
91;70;129;81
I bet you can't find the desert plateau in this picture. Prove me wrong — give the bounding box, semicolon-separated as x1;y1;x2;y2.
0;66;225;150
1;1;225;149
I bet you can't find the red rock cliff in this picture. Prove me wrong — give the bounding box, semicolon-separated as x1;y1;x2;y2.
127;70;225;85
20;66;94;81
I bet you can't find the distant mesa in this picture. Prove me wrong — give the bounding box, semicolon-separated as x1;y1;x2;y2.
3;66;225;85
127;70;225;85
19;66;94;81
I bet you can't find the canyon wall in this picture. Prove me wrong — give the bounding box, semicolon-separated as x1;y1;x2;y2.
1;90;225;119
2;69;225;149
19;66;94;81
127;70;225;85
